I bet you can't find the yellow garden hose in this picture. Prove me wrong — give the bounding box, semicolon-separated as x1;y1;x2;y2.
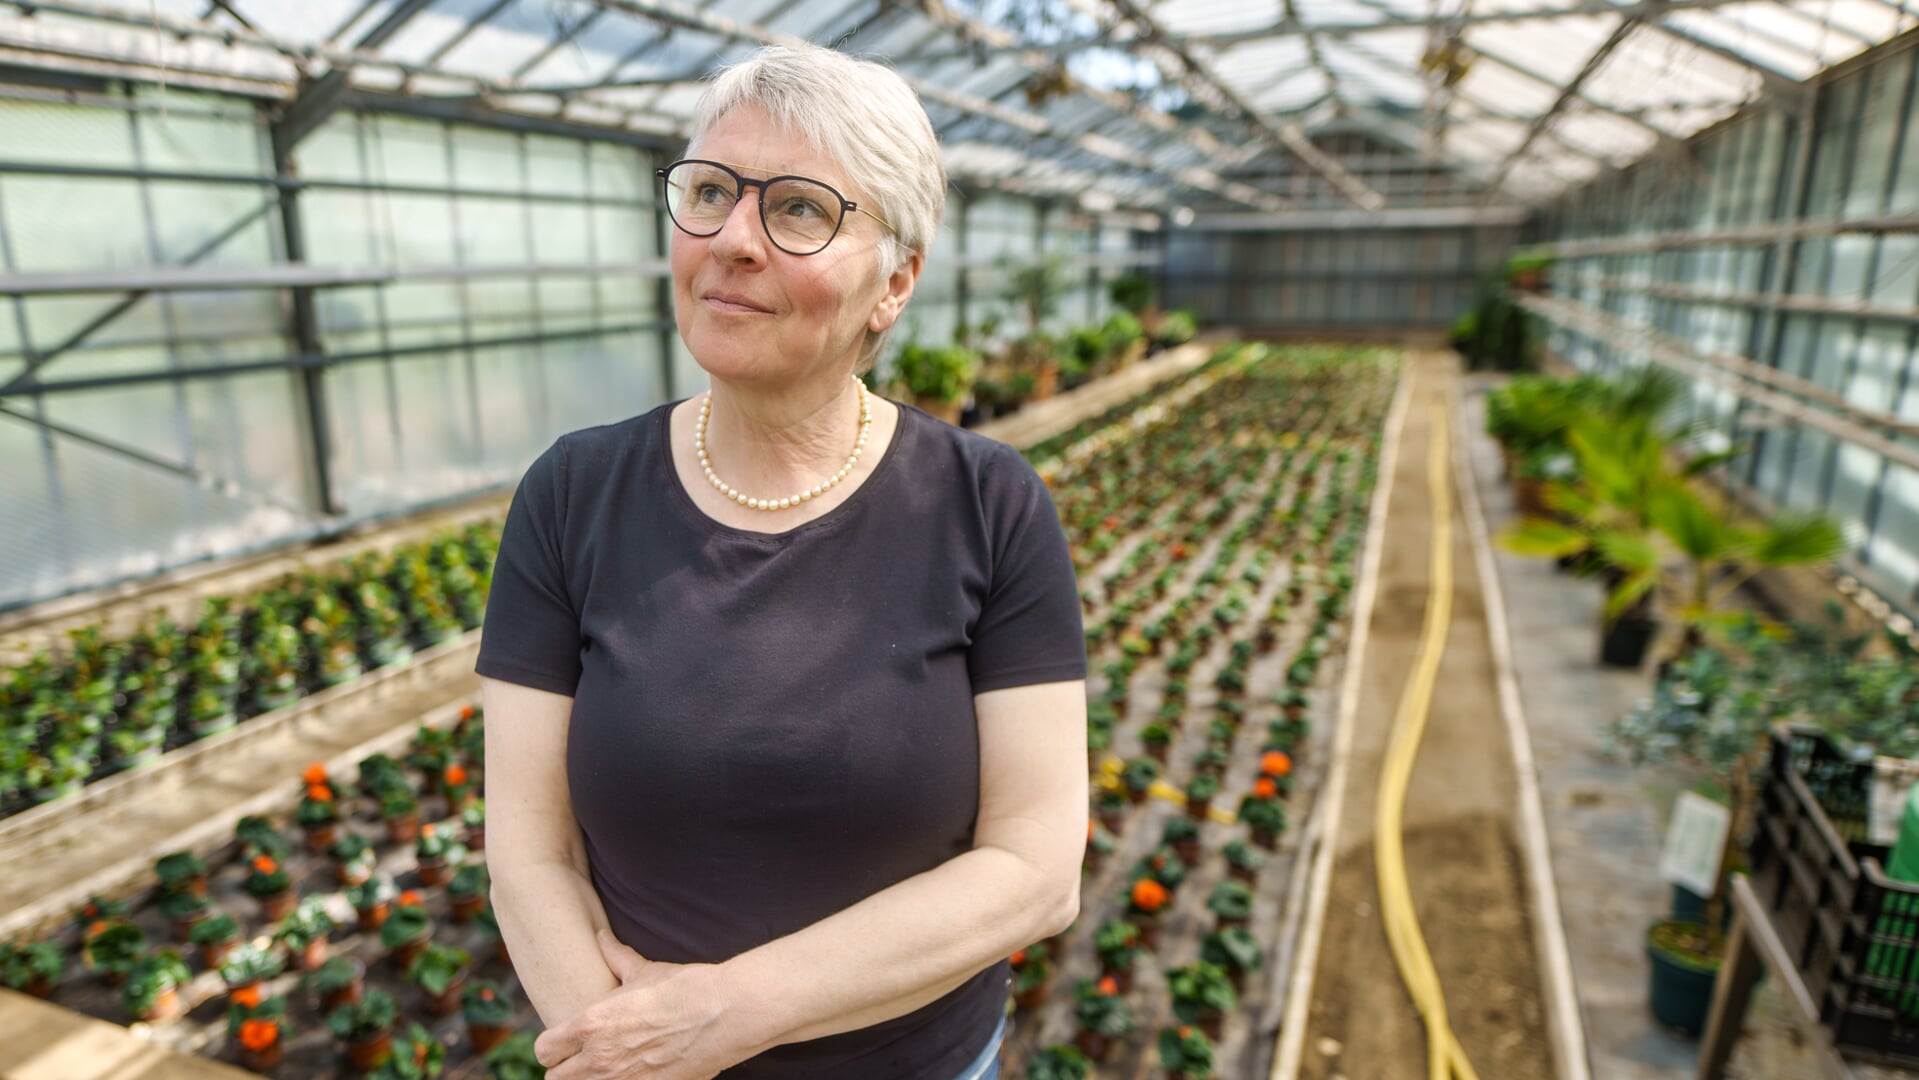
1373;399;1482;1080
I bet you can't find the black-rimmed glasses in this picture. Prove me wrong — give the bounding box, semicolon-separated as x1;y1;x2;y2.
656;158;895;257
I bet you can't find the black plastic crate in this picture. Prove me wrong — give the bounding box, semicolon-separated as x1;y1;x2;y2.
1747;724;1919;1065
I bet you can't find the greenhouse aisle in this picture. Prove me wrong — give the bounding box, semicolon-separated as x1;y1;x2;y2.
1295;350;1556;1080
1460;378;1886;1080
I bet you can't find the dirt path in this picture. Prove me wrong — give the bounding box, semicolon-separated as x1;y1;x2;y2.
1298;351;1555;1080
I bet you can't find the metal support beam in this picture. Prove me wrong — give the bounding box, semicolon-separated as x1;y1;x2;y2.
1103;0;1386;211
275;0;438;155
1481;16;1643;198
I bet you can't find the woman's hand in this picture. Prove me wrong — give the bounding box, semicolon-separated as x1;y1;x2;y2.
535;929;758;1080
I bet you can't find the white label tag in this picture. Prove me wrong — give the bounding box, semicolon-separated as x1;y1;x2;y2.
1870;756;1919;849
1659;791;1731;898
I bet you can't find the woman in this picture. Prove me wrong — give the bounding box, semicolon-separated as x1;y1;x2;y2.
475;43;1089;1080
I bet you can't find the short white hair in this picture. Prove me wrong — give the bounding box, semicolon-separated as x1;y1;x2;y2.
684;43;947;372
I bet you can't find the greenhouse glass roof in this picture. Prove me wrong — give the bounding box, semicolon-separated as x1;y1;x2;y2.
0;0;1906;214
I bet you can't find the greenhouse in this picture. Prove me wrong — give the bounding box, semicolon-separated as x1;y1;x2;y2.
4;1;1919;1079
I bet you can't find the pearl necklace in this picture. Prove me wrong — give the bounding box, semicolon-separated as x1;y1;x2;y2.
695;375;872;511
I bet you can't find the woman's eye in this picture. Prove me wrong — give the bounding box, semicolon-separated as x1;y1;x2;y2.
695;184;729;203
777;198;824;219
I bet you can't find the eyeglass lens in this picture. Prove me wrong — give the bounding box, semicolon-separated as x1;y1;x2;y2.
663;161;844;254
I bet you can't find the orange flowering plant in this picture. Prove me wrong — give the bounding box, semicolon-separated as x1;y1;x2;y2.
226;991;289;1044
1073;976;1135;1038
1157;1023;1214;1078
1009;941;1050;996
461;978;514;1027
243;854;291;897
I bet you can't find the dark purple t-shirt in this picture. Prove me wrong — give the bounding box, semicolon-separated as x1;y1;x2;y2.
473;398;1087;1079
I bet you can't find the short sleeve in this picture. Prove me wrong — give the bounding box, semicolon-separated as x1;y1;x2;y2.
967;446;1088;695
474;438;583;696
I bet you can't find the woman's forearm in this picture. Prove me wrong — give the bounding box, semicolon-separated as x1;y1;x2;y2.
713;844;1075;1057
490;863;621;1027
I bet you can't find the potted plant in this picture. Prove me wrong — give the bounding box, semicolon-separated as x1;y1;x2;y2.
219;940;284;998
1123;877;1170;951
483;1032;546;1080
1165;960;1237;1040
476;904;509;967
414;822;463;887
381;785;422;846
1028;1044;1093;1080
328;986;399;1072
380;891;433;970
894;340;979;425
369;1020;445;1080
1184;774;1221;822
448;864;490;923
1139;722;1173;763
155;851;208;898
244;854;295;922
1157;1024;1215;1079
190;912;243;970
1120;756;1160;806
1506;249;1552;293
407;942;471;1016
346;876;394;933
227;987;290;1070
1071;976;1133;1062
442;762;476;813
1093;787;1128;835
235;815;293;860
272;896;335;971
1222;838;1267;884
1238;791;1288;851
122;949;191;1023
1008;942;1052;1010
1160;817;1201;868
158;889;212;943
81;919;144;986
1206;880;1255;932
297;783;341;853
1;938;63;998
304;954;366;1014
1200;926;1265;995
1192;745;1232;779
331;832;377;887
462;979;515;1053
460;798;486;851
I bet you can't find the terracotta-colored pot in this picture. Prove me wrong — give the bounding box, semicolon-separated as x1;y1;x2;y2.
463;825;485;852
1144;743;1168;764
171;909;210;943
102;969;128;989
1185;798;1211;823
356;902;389;934
258;889;296;922
1098;964;1133;994
1229;864;1259;886
22;974;54;999
344;1030;393;1071
240;1036;284;1071
1252;827;1279;852
1123;786;1148;807
227;978;261;1001
450;893;485;924
302;822;339;854
468;1021;511;1054
422;970;467;1016
1172;838;1201;867
320;968;364;1014
1083;848;1104;875
1096;807;1126;835
1129;916;1161;952
494;938;511;967
1074;1029;1114;1063
336;861;371;888
180;874;208;899
292;938;329;971
199;939;238;970
385;812;420;846
389;935;429;972
1012;976;1050;1011
1216;915;1247;934
134;985;183;1023
1195;1009;1224;1041
416;856;450;888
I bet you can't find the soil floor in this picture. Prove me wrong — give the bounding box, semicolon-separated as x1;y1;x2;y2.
1297;351;1557;1080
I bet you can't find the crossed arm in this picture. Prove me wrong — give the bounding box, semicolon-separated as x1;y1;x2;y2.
481;675;1089;1076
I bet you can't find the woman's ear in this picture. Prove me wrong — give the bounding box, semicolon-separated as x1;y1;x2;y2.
868;249;924;334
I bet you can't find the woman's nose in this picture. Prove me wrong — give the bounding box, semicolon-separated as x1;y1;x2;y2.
708;189;767;263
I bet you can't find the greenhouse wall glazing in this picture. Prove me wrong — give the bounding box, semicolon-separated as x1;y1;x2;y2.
0;83;1137;612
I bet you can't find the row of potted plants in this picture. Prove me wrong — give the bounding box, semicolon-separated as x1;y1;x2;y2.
0;526;499;817
1003;346;1388;1075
